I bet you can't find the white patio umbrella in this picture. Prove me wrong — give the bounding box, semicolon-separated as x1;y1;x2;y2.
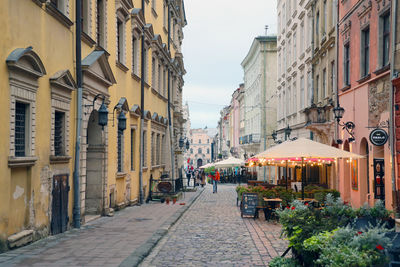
253;138;363;199
213;157;244;168
254;138;363;159
199;163;213;169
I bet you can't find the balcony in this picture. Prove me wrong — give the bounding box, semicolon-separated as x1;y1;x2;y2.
239;134;261;145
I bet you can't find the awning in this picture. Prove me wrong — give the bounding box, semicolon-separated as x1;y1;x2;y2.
213;157;244;168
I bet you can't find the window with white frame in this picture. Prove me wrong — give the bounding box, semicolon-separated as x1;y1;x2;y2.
380;12;390;67
132;34;139;75
300;22;304;53
49;0;68;15
330;61;335;94
131;128;135;171
288;38;291;66
144;47;149;82
158;63;162;93
307;71;312;105
82;0;90;34
292;81;297;113
15;102;29;157
323;0;327;35
163;1;167;28
293;31;297;61
156;134;161;165
300;75;305;109
361;27;370;77
96;0;106;48
151;132;155;166
315;75;319;103
286;86;290;115
152;56;156;88
116;15;126;64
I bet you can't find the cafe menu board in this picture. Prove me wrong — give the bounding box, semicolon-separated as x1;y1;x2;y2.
241;193;258;218
373;158;385;201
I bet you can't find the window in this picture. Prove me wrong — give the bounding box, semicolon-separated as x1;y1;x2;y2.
381;12;390;67
278;12;281;33
144;47;148;82
288;38;291;65
323;0;327;34
315;75;319;103
207;139;209;144
131;128;135;171
132;35;138;75
151;132;155;166
361;27;370;77
15;102;28;157
163;2;167;28
278;94;282;119
316;12;320;42
161;134;165;164
282;91;286;117
82;0;90;34
198;148;202;154
143;130;147;167
323;68;327;99
163;67;167;96
117;18;124;63
190;148;193;154
199;139;201;144
293;81;297;113
158;63;162;93
207;148;210;154
293;32;297;61
286;86;290;115
300;76;305;109
344;43;350;86
282;4;286;25
156;134;161;165
152;0;156;10
96;0;105;47
152;57;156;88
118;128;123;172
307;71;312;105
300;22;304;53
54;111;65;156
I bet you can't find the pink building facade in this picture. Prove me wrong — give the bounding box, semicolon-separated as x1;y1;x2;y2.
337;0;394;209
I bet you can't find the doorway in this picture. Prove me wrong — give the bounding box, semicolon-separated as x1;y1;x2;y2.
197;158;203;168
85;110;105;215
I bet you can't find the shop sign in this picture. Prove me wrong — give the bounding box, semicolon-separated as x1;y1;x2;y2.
369;129;388;146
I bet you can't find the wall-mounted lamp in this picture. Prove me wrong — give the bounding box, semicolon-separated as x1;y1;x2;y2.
117;111;127;132
179;137;190;150
85;94;109;130
272;126;297;144
333;104;355;144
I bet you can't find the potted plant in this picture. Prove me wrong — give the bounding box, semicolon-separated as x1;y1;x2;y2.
165;197;170;205
172;197;177;204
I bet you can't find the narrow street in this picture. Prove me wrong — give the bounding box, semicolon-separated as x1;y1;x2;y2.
139;184;288;267
0;184;288;267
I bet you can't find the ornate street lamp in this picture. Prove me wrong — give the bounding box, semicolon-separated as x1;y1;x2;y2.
333;104;355;144
271;130;277;141
185;140;190;150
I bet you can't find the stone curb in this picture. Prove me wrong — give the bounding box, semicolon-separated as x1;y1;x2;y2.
119;188;205;267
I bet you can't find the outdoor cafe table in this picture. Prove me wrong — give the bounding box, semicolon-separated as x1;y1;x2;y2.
263;198;282;220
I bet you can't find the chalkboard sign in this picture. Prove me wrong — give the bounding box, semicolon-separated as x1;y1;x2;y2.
241;193;258;218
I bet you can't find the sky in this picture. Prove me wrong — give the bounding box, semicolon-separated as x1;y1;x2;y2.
182;0;277;129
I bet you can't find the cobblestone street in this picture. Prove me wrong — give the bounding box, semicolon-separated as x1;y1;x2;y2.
140;184;288;267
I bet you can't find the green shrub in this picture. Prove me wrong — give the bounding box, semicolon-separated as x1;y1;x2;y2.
269;257;300;267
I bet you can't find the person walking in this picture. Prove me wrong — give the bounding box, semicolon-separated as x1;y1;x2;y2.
186;171;191;187
201;171;206;188
212;170;220;193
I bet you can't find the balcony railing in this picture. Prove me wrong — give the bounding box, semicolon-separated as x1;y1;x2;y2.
239;134;261;145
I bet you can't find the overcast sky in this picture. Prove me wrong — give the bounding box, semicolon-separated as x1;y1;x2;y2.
182;0;277;129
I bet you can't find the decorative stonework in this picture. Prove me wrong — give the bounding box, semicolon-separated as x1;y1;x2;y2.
368;74;391;126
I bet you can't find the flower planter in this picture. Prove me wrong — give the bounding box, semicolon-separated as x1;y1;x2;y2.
165;198;170;205
173;198;177;204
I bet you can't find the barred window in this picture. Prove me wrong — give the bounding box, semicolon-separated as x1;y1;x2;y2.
54;111;65;156
118;129;123;172
15;102;28;157
131;128;135;171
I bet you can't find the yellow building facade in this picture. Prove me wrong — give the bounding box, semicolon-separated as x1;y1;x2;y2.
0;0;186;250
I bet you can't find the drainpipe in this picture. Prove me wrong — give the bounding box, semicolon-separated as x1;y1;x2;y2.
139;0;145;204
73;0;83;228
167;2;176;189
390;0;398;214
334;0;340;191
311;3;315;107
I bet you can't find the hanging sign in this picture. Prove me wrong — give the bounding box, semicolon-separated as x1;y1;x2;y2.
369;129;388;146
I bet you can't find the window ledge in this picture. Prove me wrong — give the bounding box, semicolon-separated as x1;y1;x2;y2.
116;172;127;178
143;167;148;171
144;82;150;89
45;3;73;29
341;85;351;92
8;156;38;168
131;72;141;82
374;64;390;75
82;32;96;47
50;155;71;164
357;73;371;84
116;61;129;72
